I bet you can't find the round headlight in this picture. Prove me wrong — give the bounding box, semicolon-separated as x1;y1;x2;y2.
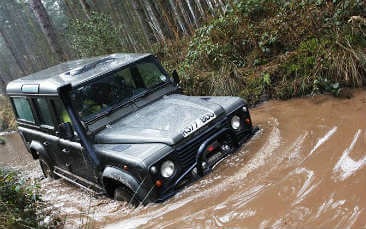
242;106;248;112
161;160;175;178
231;115;241;130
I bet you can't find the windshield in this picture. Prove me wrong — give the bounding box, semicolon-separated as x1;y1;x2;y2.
70;59;169;121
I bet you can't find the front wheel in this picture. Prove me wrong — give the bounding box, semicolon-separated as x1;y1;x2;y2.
114;186;139;207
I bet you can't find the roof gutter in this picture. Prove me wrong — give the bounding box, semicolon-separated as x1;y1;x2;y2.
58;84;101;176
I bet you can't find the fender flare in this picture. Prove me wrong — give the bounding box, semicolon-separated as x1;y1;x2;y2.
102;166;148;201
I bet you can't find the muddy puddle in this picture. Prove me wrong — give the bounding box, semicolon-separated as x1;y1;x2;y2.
1;89;366;228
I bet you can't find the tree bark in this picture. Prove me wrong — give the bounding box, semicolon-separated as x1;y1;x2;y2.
79;0;91;15
0;76;6;94
30;0;65;62
131;0;155;47
150;0;175;40
156;0;180;40
0;28;26;75
194;0;206;20
185;0;199;27
168;0;188;36
177;0;193;34
143;0;166;41
63;0;77;19
106;0;137;52
79;0;91;20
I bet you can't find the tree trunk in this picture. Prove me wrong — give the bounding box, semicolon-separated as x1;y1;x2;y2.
117;0;139;52
64;0;77;19
0;76;6;94
106;0;137;52
144;0;166;41
200;0;215;17
79;0;91;20
156;0;180;40
30;0;65;62
131;0;155;47
20;0;50;69
150;0;175;40
0;28;26;75
194;0;206;19
177;0;193;34
185;0;199;27
168;0;188;36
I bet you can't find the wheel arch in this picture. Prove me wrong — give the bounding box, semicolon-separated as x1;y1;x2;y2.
102;166;147;201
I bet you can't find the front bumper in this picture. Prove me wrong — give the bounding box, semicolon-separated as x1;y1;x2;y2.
155;124;259;202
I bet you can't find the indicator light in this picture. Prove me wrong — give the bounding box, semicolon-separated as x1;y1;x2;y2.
155;180;163;187
207;145;214;152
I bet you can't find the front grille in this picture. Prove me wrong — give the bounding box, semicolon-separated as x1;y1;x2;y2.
174;123;224;170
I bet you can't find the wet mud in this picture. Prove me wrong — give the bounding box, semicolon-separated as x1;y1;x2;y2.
1;89;365;228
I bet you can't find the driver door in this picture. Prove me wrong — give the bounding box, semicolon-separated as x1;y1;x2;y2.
52;99;96;182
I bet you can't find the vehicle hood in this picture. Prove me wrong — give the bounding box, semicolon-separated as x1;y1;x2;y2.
94;94;228;145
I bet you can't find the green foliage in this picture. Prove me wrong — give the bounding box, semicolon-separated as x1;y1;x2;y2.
185;15;246;69
65;0;365;105
234;0;269;19
67;12;127;57
0;168;60;228
157;0;366;105
0;96;16;131
312;78;341;96
240;72;271;104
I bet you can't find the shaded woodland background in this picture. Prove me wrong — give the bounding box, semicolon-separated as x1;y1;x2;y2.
0;0;226;93
0;0;365;104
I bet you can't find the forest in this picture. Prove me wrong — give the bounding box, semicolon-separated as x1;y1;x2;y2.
0;0;230;93
0;0;365;113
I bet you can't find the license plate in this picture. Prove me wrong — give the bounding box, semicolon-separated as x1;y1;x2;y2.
182;112;216;138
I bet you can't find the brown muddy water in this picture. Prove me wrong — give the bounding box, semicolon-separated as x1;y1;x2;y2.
1;90;366;229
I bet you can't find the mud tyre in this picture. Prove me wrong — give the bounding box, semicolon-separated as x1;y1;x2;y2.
114;186;139;207
39;157;58;179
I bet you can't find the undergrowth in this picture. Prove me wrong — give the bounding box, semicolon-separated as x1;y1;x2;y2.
0;168;61;228
65;0;366;106
0;96;16;131
156;0;366;105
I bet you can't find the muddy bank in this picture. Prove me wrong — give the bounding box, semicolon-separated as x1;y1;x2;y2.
0;89;365;228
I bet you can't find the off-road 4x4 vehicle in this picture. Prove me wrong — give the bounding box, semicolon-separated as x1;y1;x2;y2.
6;54;257;204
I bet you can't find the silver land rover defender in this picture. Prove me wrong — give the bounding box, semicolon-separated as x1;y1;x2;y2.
6;53;257;205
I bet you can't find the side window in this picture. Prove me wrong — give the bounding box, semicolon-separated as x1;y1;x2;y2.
12;97;35;123
52;100;71;124
34;98;53;126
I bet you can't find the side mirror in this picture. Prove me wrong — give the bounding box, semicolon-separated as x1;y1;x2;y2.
58;122;74;140
172;70;180;86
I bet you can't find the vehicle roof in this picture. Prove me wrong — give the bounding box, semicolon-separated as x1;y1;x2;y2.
6;53;152;95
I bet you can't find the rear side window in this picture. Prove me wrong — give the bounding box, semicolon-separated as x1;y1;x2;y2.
12;97;35;123
34;98;53;126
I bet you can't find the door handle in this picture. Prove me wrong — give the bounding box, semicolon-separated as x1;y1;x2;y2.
62;148;70;154
43;141;49;146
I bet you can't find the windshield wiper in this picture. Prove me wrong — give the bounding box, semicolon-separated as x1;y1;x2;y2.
87;100;133;122
132;82;169;101
85;82;169;123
